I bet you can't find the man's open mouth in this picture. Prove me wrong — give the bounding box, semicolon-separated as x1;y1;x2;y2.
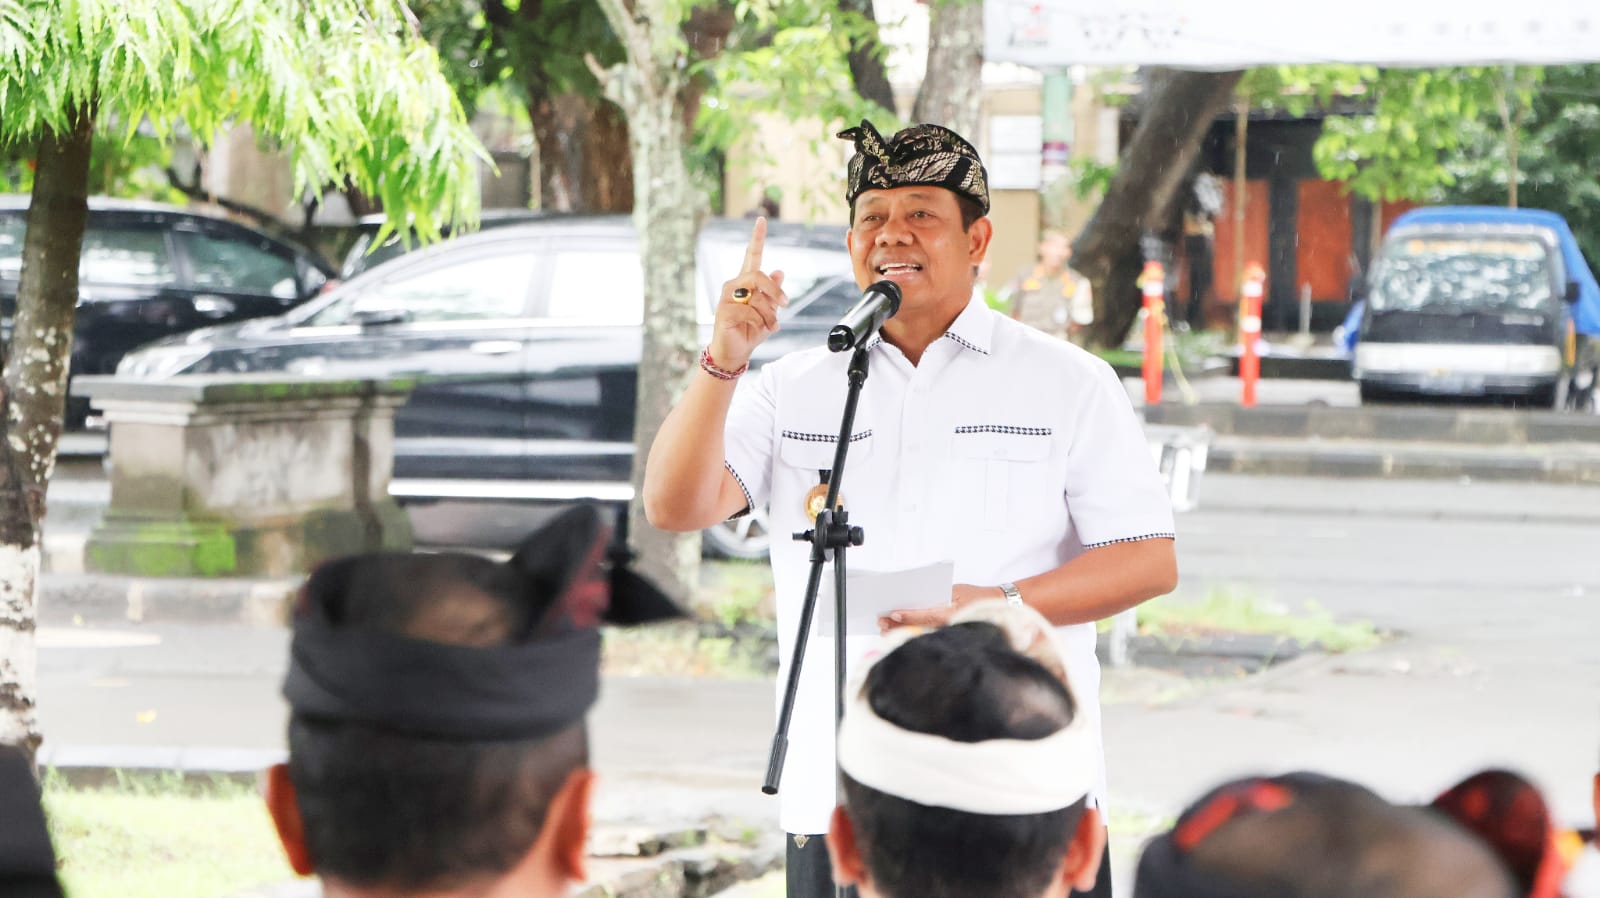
876;263;923;275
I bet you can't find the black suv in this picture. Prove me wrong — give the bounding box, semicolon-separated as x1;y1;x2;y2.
116;215;863;558
0;196;335;424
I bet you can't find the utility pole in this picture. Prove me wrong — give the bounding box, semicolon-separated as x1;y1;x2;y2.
1040;69;1074;230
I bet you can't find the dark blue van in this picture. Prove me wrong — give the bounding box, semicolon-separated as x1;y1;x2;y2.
1351;206;1600;408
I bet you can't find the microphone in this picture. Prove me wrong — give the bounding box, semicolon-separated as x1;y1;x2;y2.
828;280;902;352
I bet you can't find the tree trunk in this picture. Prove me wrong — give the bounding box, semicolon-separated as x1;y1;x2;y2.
1072;68;1243;348
591;0;705;603
0;103;95;758
838;0;898;116
912;0;983;137
529;92;635;213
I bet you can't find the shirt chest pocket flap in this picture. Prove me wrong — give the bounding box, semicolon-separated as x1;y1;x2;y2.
950;427;1054;529
778;430;875;478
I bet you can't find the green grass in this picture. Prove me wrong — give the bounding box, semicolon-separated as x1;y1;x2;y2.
1136;589;1383;653
44;771;295;898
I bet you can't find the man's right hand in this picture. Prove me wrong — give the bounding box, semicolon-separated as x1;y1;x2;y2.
710;216;788;370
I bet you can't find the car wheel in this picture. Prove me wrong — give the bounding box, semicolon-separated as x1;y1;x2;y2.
1525;383;1559;410
702;506;773;560
1357;383;1395;405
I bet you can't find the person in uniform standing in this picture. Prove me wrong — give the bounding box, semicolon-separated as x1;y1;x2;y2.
1005;229;1093;344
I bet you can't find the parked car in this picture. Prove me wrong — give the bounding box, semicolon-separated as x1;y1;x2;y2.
116;215;859;558
0;196;335;426
338;208;548;280
1351;206;1600;408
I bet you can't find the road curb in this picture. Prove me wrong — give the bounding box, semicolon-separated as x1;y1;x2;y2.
40;572;296;626
1148;401;1600;444
1206;436;1600;485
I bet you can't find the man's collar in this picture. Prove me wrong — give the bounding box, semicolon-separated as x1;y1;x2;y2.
864;295;993;356
942;295;994;355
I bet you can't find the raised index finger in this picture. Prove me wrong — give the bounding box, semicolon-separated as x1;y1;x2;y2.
741;216;767;275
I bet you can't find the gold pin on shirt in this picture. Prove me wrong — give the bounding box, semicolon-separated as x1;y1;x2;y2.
804;481;842;521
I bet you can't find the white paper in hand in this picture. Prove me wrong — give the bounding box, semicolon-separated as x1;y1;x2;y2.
811;561;955;638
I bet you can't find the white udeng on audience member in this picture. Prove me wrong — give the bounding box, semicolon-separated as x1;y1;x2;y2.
811;562;955;637
835;688;1095;815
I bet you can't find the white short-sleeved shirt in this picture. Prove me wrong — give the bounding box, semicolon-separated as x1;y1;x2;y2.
724;297;1176;834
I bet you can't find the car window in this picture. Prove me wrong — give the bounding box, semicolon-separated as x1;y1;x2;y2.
80;226;176;287
0;214;23;282
304;249;537;326
784;277;861;324
546;249;643;324
342;231;414;279
177;229;299;298
703;242;851;301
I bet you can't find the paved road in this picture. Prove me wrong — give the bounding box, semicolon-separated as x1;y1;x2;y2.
33;472;1600;857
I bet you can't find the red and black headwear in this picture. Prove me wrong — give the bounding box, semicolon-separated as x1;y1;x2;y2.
282;504;681;741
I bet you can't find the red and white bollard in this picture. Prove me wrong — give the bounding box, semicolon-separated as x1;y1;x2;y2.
1139;260;1165;405
1239;262;1266;408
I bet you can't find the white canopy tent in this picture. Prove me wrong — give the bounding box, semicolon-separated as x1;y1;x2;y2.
984;1;1600;69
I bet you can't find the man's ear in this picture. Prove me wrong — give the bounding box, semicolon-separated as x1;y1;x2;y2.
263;764;315;876
967;216;994;265
536;767;597;884
1062;806;1106;894
826;805;868;888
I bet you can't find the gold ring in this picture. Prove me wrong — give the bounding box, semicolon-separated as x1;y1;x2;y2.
732;287;751;302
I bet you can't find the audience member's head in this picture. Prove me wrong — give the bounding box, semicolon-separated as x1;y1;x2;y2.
1038;229;1071;271
1431;769;1571;898
264;505;679;898
0;745;64;898
1135;771;1517;898
828;610;1102;898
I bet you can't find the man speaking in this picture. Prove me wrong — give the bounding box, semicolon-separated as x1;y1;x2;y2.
644;120;1177;898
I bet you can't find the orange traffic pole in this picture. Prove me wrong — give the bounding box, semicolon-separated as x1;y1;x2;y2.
1240;262;1266;408
1139;261;1166;406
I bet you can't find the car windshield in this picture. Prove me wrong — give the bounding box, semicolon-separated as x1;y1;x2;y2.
703;242;851;302
1371;234;1557;314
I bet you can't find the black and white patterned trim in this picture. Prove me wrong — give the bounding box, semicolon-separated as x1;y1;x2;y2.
954;425;1053;436
1083;532;1176;549
942;332;989;355
724;461;754;516
781;429;873;444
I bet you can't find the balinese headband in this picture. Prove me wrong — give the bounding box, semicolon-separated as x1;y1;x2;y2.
838;119;991;214
282;504;681;741
837;600;1093;815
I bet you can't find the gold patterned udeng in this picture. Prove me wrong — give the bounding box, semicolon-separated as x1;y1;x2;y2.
838;119;990;214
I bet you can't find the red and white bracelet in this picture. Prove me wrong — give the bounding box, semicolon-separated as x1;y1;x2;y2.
700;346;748;380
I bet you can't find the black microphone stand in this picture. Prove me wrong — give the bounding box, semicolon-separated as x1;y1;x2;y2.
763;342;871;898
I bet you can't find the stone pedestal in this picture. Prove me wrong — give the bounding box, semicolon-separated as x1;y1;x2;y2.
72;375;415;577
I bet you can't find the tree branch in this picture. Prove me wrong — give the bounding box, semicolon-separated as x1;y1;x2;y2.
163;164;285;232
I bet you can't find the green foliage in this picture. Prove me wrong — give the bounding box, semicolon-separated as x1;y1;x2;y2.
0;0;485;240
1441;64;1600;263
1313;68;1510;203
1066;157;1117;200
1138;589;1383;654
1238;64;1374;117
44;771;292;898
0;128;184;201
694;0;897;212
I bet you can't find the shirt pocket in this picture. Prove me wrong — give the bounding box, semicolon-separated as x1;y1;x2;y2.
949;425;1054;530
777;429;875;518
